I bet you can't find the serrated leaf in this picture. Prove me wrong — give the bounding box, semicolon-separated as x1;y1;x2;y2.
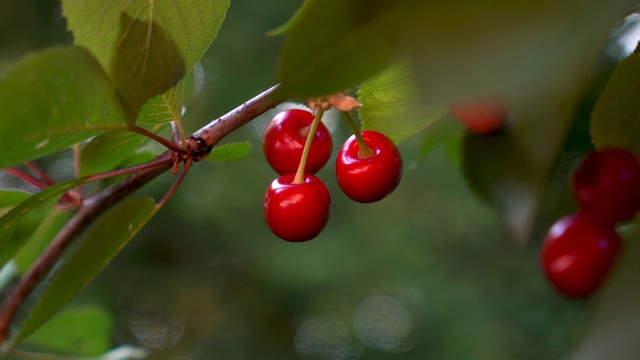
137;81;184;125
358;62;446;144
23;305;111;357
206;141;252;162
0;178;87;269
11;197;157;343
590;51;640;155
276;0;398;98
62;0;230;121
571;234;640;360
0;46;128;170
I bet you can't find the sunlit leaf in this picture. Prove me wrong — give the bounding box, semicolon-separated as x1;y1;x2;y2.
0;178;87;269
137;81;184;125
23;305;112;357
358;62;446;144
590;51;640;155
206;141;252;162
12;197;157;343
62;0;230;120
0;46;128;169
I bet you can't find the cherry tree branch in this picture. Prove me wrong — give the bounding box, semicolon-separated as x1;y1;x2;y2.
0;84;284;344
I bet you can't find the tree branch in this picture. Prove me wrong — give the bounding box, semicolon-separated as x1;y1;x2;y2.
0;84;284;344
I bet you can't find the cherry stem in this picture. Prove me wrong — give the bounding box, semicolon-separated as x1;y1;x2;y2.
157;157;192;209
3;168;48;190
293;109;325;184
171;120;189;152
131;125;184;153
341;111;373;159
24;162;56;186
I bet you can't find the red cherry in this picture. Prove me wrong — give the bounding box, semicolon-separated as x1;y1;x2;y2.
336;130;402;203
262;109;333;175
541;213;620;298
450;100;505;134
263;174;330;242
573;148;640;226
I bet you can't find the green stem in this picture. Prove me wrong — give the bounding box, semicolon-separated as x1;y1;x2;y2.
293;109;325;184
341;111;373;159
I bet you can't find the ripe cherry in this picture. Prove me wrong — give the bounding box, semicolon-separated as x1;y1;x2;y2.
573;148;640;227
541;213;620;298
263;174;330;242
450;100;505;135
336;130;402;203
262;109;333;175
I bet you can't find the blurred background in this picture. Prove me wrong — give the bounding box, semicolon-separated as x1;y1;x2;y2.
1;0;626;359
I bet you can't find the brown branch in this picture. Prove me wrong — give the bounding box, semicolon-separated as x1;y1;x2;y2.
0;84;284;344
190;84;285;149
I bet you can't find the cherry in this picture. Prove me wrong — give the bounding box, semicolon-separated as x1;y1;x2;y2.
541;213;620;298
263;174;330;242
336;130;402;203
262;109;333;175
573;148;640;227
450;100;505;135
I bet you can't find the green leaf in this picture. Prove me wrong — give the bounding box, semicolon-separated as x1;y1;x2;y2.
277;0;634;105
571;232;640;360
137;81;184;125
14;208;74;273
420;113;465;163
206;141;252;162
358;62;446;144
0;46;128;169
23;305;112;357
12;197;157;343
79;124;166;176
62;0;230;121
0;191;31;209
80;131;147;177
462;131;540;243
276;0;398;97
0;178;87;269
403;0;635;105
590;51;640;155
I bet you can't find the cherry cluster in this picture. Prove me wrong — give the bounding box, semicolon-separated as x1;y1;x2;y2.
262;108;403;242
541;149;640;297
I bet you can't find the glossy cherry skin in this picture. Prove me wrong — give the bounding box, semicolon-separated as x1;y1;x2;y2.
264;174;330;242
336;130;402;203
573;148;640;227
262;109;333;175
450;100;505;135
541;213;620;298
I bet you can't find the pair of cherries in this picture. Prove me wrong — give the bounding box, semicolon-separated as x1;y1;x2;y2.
262;108;402;242
541;148;640;297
